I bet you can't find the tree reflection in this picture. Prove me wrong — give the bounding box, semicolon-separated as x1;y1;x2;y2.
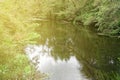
36;21;120;80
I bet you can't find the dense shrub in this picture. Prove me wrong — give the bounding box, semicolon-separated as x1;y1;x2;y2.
40;0;120;36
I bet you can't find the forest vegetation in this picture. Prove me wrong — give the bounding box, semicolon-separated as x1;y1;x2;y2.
36;0;120;37
0;0;120;80
1;0;120;36
0;0;42;79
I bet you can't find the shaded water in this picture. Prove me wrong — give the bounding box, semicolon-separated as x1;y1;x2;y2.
25;21;120;80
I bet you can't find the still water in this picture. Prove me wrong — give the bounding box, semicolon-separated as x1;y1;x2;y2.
25;21;120;80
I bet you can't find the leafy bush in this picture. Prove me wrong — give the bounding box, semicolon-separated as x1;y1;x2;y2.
0;0;42;80
41;0;120;36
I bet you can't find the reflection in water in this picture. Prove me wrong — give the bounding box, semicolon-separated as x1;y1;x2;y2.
25;45;88;80
25;21;120;80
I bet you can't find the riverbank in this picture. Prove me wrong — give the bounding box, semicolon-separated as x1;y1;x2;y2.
36;0;120;38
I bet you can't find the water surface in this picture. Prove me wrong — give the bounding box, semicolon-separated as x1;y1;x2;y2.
25;21;120;80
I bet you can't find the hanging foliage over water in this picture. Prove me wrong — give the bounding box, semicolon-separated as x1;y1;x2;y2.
36;0;120;37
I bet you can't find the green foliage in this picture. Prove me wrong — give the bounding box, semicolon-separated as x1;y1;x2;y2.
2;0;118;36
0;0;120;79
73;0;120;36
40;0;120;36
0;0;42;80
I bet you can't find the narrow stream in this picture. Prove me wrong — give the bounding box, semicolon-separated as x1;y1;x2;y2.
25;21;120;80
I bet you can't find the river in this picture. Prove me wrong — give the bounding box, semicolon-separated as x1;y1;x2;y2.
25;21;120;80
